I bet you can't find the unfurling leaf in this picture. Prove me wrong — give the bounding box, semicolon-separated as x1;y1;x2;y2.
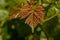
18;4;44;28
8;1;44;33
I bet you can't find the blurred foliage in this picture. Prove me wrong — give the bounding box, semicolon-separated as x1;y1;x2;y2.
0;0;60;40
0;10;9;21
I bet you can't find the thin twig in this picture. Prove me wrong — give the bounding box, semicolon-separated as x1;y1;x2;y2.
40;12;60;25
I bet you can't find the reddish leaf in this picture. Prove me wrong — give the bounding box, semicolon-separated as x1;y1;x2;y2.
25;13;39;28
18;3;44;28
34;6;44;20
8;3;44;30
8;8;20;20
18;3;31;19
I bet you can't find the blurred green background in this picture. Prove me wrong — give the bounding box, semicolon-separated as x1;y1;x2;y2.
0;0;60;40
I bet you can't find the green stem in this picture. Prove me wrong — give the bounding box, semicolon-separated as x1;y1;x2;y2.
40;12;59;25
32;27;34;33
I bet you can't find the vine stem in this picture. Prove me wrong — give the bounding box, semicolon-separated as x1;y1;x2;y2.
40;12;60;25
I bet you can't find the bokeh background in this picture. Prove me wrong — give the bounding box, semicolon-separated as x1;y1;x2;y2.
0;0;60;40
